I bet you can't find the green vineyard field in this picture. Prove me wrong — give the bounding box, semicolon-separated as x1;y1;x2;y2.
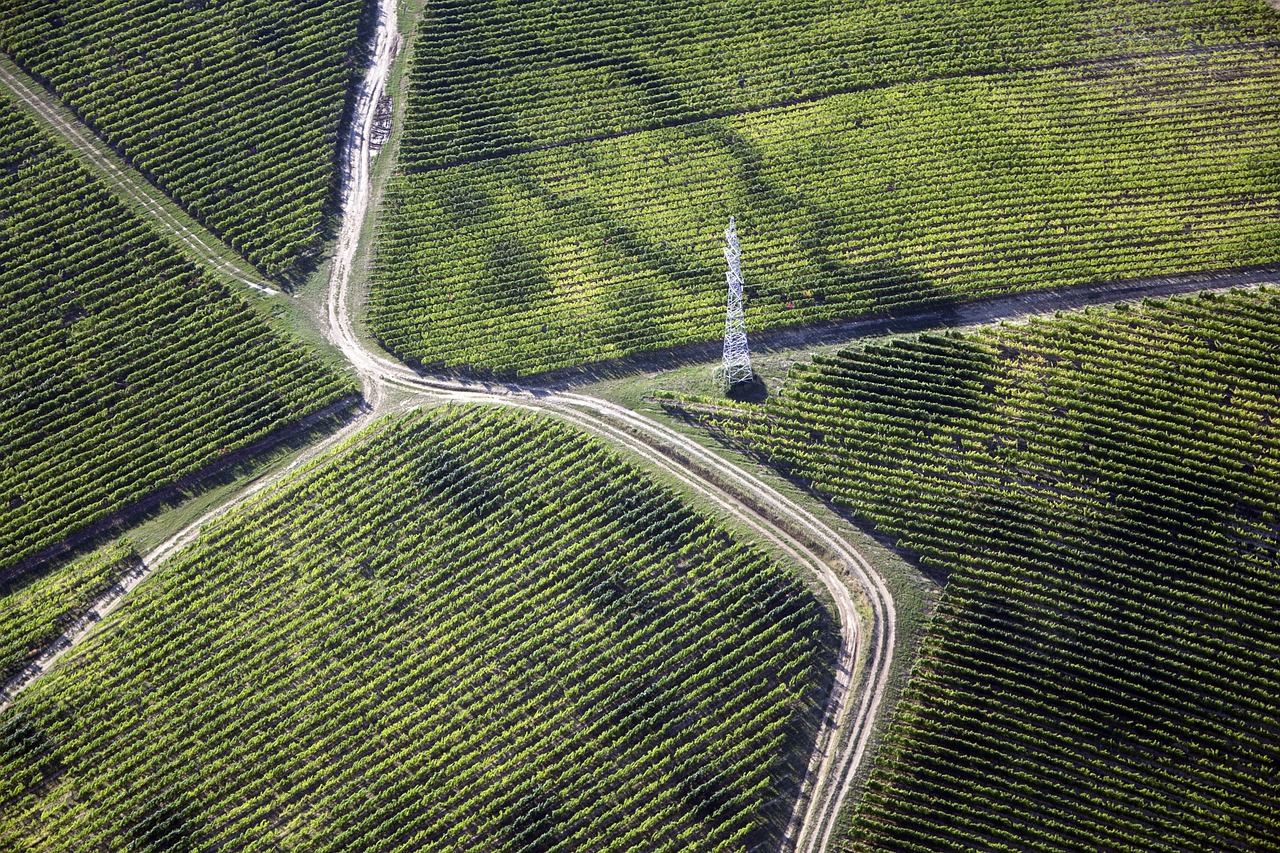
372;42;1280;376
0;0;367;280
664;288;1280;851
0;406;833;851
399;0;1279;169
0;99;354;575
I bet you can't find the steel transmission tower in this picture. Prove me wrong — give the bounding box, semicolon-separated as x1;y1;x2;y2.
721;217;753;386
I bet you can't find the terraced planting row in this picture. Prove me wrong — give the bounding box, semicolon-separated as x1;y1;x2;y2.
0;99;354;575
401;0;1279;168
0;0;367;279
664;288;1280;851
372;47;1280;376
0;406;834;851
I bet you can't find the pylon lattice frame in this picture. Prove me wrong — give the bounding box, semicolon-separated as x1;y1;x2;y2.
722;216;753;386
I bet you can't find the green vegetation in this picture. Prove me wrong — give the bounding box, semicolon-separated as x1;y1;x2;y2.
399;0;1278;168
0;541;138;684
0;0;367;280
661;288;1280;850
0;406;834;851
371;44;1280;376
0;100;354;575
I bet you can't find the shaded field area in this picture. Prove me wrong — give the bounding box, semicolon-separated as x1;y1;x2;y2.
0;0;368;280
663;287;1280;851
0;406;835;852
372;45;1280;376
0;99;354;576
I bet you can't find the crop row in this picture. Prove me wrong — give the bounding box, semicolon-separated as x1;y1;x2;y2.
666;287;1280;851
400;0;1279;168
0;101;354;573
0;407;834;851
371;48;1280;376
0;0;366;280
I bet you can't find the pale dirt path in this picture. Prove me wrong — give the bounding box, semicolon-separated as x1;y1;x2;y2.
385;375;891;853
0;408;369;713
312;4;885;840
0;56;277;296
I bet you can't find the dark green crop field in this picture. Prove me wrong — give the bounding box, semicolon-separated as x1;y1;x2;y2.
0;0;367;279
664;288;1280;851
0;541;138;685
0;100;353;576
0;406;834;851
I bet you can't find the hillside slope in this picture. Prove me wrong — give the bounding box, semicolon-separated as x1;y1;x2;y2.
0;99;354;578
0;0;368;280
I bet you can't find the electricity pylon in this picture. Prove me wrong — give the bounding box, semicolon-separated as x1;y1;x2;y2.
721;217;753;387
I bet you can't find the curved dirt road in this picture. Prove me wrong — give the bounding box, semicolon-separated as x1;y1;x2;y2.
1;1;890;846
24;0;1276;846
9;0;1275;842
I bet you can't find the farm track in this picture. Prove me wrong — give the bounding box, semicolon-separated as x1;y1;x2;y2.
0;55;277;296
4;3;1276;850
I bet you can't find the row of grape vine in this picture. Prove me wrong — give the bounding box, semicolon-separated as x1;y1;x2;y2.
371;47;1280;376
0;99;354;575
1;0;368;280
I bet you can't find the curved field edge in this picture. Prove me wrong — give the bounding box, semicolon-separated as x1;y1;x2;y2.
0;99;356;578
661;286;1280;851
0;405;838;851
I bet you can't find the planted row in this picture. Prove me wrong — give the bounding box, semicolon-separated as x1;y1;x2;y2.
0;541;139;685
372;48;1280;376
400;0;1279;168
0;100;354;574
0;0;367;280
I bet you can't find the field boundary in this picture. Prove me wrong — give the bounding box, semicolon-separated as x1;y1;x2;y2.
519;265;1280;388
7;3;1278;850
0;396;362;588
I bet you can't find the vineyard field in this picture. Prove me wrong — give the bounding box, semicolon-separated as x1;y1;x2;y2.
0;406;834;851
663;288;1280;851
399;0;1280;169
0;0;368;280
0;100;355;576
0;541;138;685
371;45;1280;376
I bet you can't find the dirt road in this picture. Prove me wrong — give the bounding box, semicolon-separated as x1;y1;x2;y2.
0;56;277;296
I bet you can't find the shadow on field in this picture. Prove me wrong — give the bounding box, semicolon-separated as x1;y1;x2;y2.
506;264;1279;391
